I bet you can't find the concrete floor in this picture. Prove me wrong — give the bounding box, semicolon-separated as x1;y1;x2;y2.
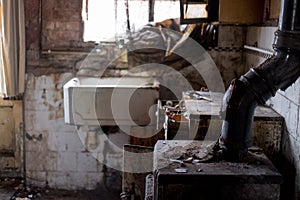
0;179;120;200
34;187;120;200
0;187;14;199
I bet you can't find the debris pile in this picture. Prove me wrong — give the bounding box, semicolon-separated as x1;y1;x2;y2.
10;184;42;200
0;177;42;200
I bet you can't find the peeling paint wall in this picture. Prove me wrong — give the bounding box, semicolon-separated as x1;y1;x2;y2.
0;99;23;177
24;0;115;190
23;0;249;190
24;73;106;190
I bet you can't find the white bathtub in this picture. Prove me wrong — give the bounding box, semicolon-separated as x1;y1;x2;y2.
63;77;159;126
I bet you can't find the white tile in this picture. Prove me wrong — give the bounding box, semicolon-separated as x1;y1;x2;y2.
65;133;85;152
34;111;54;131
24;110;35;132
26;170;47;187
297;110;300;142
270;92;290;118
246;26;277;51
76;153;98;172
26;151;47;171
87;172;104;190
47;171;70;189
57;152;77;172
244;53;266;70
268;93;282;111
68;171;89;190
48;131;85;152
46;151;58;171
47;131;66;152
286;102;299;140
282;78;300;105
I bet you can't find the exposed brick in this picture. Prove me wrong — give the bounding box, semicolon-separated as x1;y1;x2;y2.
44;21;55;30
66;21;82;31
40;0;83;49
25;0;41;50
45;30;81;44
63;10;81;21
54;21;67;30
27;50;40;62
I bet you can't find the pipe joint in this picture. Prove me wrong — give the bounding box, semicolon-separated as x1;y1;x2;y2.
240;68;275;104
216;0;300;162
274;30;300;53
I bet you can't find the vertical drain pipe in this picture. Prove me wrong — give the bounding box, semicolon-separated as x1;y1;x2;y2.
217;0;300;161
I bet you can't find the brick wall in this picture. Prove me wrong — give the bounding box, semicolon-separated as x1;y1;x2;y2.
42;0;83;49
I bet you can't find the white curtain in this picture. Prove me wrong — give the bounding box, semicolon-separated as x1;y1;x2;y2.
0;0;25;98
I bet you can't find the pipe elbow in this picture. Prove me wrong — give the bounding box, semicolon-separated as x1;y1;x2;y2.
217;52;300;161
218;79;258;161
216;0;300;162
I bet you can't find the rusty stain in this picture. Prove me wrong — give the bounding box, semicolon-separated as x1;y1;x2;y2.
56;108;64;118
53;97;59;103
47;104;56;112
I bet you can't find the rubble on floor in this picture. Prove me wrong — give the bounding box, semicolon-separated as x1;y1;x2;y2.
0;177;119;200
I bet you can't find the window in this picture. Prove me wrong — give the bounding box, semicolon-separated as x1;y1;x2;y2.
153;1;180;22
82;0;180;42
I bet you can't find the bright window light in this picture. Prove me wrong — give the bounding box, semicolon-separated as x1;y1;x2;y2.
82;0;180;42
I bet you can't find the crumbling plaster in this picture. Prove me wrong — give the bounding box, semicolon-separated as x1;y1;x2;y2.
24;0;248;190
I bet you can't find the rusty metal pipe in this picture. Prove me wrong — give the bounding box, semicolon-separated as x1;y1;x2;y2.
217;0;300;161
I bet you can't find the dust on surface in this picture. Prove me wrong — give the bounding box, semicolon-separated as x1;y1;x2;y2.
0;178;120;200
